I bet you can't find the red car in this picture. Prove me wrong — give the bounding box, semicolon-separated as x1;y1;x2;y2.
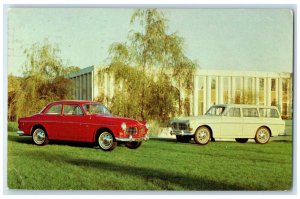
17;100;149;151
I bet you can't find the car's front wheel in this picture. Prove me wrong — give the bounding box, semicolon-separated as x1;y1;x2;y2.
97;131;117;151
235;138;249;143
194;126;211;145
255;127;271;144
125;141;142;149
32;128;49;146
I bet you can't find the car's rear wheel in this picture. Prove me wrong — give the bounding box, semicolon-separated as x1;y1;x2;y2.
176;135;191;143
97;131;117;151
255;127;271;144
235;138;249;143
125;141;142;149
194;126;211;145
32;128;49;146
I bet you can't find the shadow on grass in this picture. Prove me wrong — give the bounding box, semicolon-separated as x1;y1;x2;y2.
25;150;246;190
8;133;133;149
149;138;177;143
8;134;33;144
8;133;97;149
69;158;249;190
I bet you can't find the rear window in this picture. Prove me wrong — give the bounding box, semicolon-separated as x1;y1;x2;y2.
46;104;62;115
242;108;259;117
259;108;279;118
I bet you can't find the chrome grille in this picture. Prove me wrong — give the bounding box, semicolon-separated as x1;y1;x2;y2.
126;127;137;134
172;122;188;130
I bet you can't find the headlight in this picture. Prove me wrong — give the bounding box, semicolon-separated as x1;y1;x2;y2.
146;123;150;129
121;122;127;131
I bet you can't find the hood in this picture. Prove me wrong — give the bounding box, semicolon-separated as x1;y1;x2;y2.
172;115;215;122
93;114;144;126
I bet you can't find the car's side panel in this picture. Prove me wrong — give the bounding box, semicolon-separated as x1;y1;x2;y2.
254;117;285;136
77;122;119;143
219;116;243;138
242;117;262;138
38;115;66;140
18;121;33;135
58;115;86;140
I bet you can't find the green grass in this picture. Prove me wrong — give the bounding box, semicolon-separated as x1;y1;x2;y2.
7;132;293;191
7;122;18;132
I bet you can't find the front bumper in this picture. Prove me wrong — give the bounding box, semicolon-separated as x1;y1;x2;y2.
17;131;24;136
116;134;149;142
170;129;194;136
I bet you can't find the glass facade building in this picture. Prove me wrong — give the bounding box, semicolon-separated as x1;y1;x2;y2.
193;70;292;119
68;66;293;119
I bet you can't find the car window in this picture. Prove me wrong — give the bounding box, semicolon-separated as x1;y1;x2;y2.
63;104;83;116
243;108;259;117
259;108;279;118
83;104;111;115
205;106;226;116
225;108;241;117
46;104;62;115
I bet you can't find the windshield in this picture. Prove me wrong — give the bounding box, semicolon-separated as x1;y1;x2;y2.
83;103;111;115
205;106;226;116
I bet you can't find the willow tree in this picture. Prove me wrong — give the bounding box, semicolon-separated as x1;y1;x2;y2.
130;9;197;117
12;40;73;120
102;9;197;121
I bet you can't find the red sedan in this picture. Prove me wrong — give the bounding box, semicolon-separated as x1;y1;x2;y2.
17;100;149;151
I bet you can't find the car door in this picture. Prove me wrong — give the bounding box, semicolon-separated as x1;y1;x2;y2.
242;108;260;137
220;107;243;138
60;104;85;141
41;103;64;139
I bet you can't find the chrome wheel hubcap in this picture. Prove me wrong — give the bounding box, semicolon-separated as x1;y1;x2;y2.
197;129;209;143
33;129;46;145
257;129;269;143
99;132;113;149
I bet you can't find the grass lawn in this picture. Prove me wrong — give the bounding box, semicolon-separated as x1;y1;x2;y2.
7;132;293;191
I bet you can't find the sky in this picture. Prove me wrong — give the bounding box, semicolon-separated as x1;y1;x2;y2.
7;7;294;76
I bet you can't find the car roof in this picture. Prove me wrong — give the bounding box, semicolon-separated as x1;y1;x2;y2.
51;100;100;105
211;104;279;109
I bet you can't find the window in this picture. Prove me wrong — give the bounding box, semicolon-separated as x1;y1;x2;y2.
271;79;277;106
259;78;265;105
198;76;204;115
211;77;216;105
225;108;241;117
205;106;225;116
235;77;242;104
63;104;83;116
243;108;259;117
46;104;62;115
83;104;111;115
259;108;279;118
223;77;229;104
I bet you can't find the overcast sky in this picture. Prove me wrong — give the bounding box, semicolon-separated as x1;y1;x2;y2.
7;8;293;76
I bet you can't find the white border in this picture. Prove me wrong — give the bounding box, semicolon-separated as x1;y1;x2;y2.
1;1;299;198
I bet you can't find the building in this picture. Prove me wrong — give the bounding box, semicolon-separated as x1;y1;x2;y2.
67;65;293;119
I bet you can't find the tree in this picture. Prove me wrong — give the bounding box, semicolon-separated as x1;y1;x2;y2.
11;40;74;120
8;74;21;121
130;9;196;118
63;66;81;75
100;9;197;122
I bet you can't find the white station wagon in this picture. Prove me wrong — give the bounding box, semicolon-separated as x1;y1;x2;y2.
170;104;286;145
